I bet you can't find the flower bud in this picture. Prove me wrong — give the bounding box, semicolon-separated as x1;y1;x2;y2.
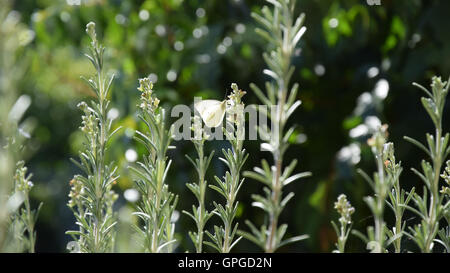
86;22;97;41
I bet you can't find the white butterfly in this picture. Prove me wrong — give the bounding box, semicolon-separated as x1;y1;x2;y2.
194;99;227;128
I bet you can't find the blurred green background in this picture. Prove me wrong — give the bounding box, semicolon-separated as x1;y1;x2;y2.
8;0;450;252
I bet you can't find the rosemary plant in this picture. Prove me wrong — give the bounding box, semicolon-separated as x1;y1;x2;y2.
0;2;22;250
183;115;215;253
403;76;450;252
241;0;311;252
331;194;354;253
355;125;392;253
130;77;178;253
384;142;414;253
357;138;414;253
66;22;120;253
0;1;40;253
205;83;248;253
11;161;41;253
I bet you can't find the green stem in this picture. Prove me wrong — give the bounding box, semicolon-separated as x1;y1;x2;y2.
338;222;347;253
222;142;241;253
223;222;231;253
24;191;35;253
375;151;386;253
151;161;165;253
94;63;106;253
196;142;206;253
424;127;442;252
394;187;402;253
266;156;282;253
265;17;292;253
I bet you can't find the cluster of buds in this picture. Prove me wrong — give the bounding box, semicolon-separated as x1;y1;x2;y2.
14;161;33;192
382;142;400;172
441;160;450;197
78;102;96;134
367;124;389;154
86;21;98;48
226;83;246;126
228;83;246;106
430;76;448;98
419;76;449;129
78;101;97;152
334;194;355;225
68;176;84;208
138;77;160;113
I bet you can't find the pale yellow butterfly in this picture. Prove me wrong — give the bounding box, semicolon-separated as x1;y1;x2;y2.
194;99;227;128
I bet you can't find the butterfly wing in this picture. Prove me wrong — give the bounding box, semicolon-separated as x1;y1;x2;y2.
203;102;226;127
194;100;226;128
194;100;221;115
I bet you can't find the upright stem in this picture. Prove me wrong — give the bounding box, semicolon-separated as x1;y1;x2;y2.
266;157;282;253
197;143;206;253
222;140;242;253
338;222;347;253
266;23;291;254
394;187;402;253
223;222;231;253
375;152;385;252
151;159;166;252
425;126;442;252
151;223;158;253
94;65;107;253
24;192;35;253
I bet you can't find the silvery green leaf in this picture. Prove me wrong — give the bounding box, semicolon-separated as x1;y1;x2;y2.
413;82;433;98
8;95;31;123
285;100;302;120
277;234;309;249
292;26;306;47
263;69;279;81
260;142;274;152
404;136;431;157
283;171;312;186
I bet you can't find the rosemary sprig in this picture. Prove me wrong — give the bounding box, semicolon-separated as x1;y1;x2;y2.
66;22;120;253
403;76;450;252
240;0;311;252
331;194;355;253
183;114;215;253
130;77;178;253
205;83;248;253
